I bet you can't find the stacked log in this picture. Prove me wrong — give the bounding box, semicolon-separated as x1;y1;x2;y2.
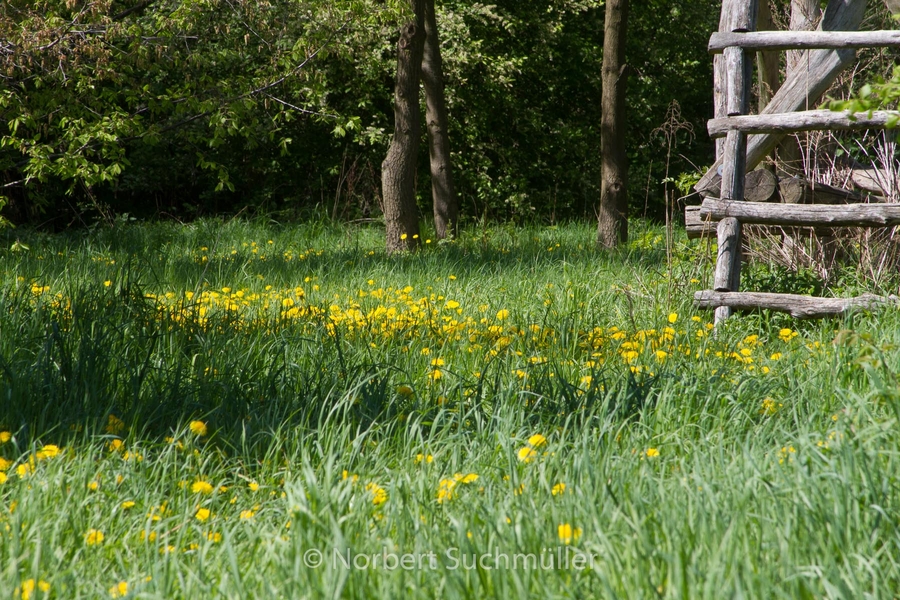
687;171;872;239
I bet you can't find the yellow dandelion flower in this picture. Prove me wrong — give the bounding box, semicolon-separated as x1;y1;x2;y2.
365;482;388;506
121;501;136;510
496;309;510;320
396;385;414;398
455;473;479;484
0;457;11;471
85;529;105;545
445;300;460;310
108;439;124;452
109;581;128;598
105;414;125;434
527;434;547;448
191;480;214;494
645;448;660;458
195;508;211;522
760;398;782;415
16;579;50;600
240;509;256;520
437;478;456;503
189;420;208;436
0;472;6;484
35;444;60;460
551;482;566;496
87;480;99;491
558;523;583;545
415;453;434;464
16;463;32;477
248;482;259;491
0;431;12;443
206;532;222;543
517;446;537;463
667;313;678;324
778;328;798;342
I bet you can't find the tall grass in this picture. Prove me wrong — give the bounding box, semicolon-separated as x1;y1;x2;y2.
0;219;898;598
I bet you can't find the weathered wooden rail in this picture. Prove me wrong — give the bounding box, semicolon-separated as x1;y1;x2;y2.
694;0;900;324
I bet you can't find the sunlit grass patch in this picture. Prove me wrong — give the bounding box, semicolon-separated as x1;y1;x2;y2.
0;219;898;597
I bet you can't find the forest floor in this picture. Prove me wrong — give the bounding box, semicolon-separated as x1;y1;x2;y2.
1;218;899;598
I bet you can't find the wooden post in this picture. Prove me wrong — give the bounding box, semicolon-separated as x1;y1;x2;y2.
714;0;757;325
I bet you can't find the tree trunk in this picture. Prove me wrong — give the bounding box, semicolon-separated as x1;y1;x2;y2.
597;0;629;248
756;0;781;112
382;0;426;254
777;0;822;177
421;0;457;241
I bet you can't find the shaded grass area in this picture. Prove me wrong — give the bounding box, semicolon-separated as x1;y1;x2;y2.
0;219;899;598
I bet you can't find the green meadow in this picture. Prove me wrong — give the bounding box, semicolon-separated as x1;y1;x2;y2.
2;219;900;598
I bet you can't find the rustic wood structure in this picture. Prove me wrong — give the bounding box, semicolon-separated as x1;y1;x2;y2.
694;0;900;323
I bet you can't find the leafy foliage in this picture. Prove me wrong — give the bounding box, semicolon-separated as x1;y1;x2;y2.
1;0;721;226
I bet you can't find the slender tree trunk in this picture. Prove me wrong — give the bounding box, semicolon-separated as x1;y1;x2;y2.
597;0;629;248
777;0;822;177
756;0;781;113
382;0;426;254
422;0;457;240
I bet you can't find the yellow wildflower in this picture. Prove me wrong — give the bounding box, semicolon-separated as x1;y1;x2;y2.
365;482;388;505
0;431;11;443
109;581;128;598
551;482;567;496
15;579;50;600
517;446;537;463
558;523;583;545
106;414;125;434
85;529;105;545
189;420;208;436
528;434;547;448
645;448;660;458
36;444;60;460
195;508;211;522
192;480;214;494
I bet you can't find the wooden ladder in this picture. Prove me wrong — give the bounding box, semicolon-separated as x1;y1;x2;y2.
696;0;900;324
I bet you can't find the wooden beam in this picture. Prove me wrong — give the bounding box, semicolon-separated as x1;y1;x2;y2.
709;30;900;52
708;110;900;137
685;205;714;239
694;290;899;318
700;198;900;227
